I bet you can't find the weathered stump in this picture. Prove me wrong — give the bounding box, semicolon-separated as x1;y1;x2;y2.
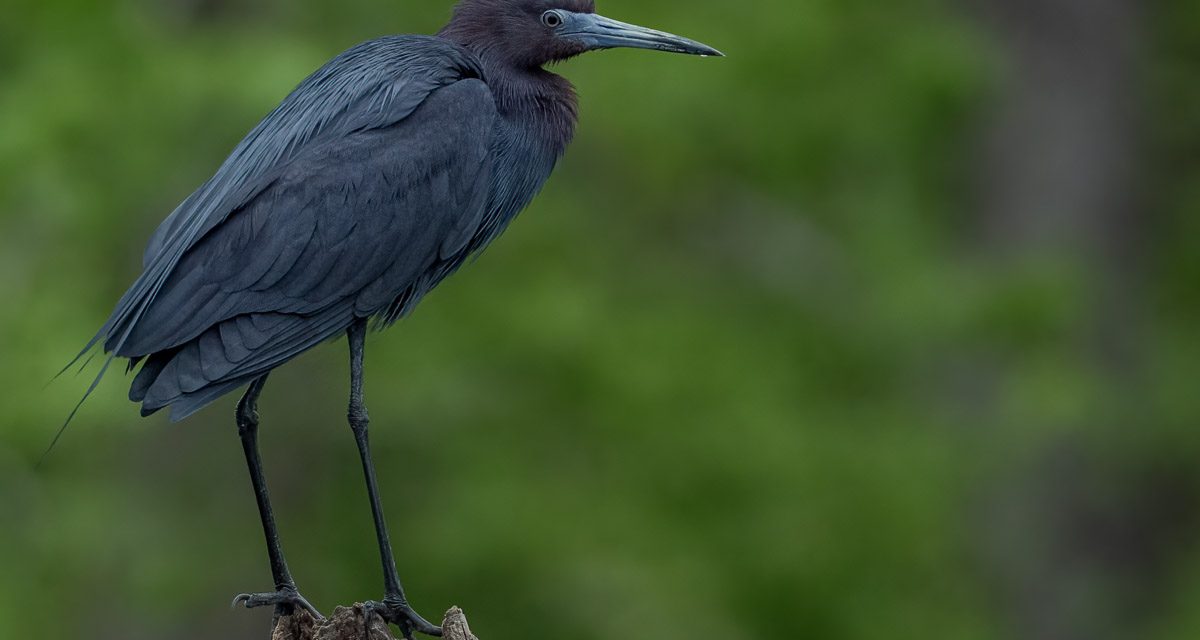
272;605;478;640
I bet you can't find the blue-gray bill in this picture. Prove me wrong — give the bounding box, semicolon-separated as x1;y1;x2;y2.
560;12;724;57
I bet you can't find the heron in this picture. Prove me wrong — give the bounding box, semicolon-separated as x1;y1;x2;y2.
69;0;720;636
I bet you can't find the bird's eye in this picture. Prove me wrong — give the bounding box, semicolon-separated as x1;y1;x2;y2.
541;10;564;28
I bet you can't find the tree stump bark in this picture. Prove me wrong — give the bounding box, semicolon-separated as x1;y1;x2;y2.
271;605;478;640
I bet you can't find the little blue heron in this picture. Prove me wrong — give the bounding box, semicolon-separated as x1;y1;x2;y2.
72;0;719;636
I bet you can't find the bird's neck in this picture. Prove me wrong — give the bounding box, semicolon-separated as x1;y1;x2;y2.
490;65;579;149
436;32;578;152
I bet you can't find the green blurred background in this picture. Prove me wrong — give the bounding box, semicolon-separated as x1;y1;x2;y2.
2;0;1199;638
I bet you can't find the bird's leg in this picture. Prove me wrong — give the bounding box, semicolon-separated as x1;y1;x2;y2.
231;374;323;624
347;319;443;639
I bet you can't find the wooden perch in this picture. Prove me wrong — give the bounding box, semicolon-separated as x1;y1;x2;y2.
272;605;478;640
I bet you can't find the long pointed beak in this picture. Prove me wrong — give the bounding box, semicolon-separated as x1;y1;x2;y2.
560;12;724;57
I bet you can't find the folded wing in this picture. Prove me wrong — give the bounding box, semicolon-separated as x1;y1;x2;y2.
76;36;498;420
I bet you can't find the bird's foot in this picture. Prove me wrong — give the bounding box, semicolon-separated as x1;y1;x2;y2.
232;585;324;622
365;596;443;639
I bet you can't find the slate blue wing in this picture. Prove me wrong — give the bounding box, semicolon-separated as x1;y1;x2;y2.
83;35;485;361
75;36;499;421
128;78;496;420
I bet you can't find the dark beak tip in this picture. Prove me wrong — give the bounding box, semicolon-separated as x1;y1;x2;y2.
686;39;724;58
684;42;724;58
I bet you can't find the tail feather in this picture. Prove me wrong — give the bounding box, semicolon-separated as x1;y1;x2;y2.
37;352;118;470
132;307;355;421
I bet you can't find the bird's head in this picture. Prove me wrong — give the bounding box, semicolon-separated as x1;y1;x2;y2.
441;0;722;69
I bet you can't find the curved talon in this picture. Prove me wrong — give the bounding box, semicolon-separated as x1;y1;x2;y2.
231;588;325;621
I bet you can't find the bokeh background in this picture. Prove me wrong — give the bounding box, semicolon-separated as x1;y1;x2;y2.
2;0;1198;638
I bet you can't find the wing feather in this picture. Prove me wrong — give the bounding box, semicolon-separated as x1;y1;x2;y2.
68;36;500;422
79;36;485;364
124;77;496;418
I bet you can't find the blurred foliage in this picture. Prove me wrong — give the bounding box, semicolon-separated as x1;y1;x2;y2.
0;1;1198;639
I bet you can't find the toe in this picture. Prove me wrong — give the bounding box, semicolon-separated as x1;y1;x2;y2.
231;588;324;619
366;600;442;638
294;594;325;621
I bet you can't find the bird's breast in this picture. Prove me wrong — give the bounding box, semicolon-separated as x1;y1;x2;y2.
468;112;571;250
